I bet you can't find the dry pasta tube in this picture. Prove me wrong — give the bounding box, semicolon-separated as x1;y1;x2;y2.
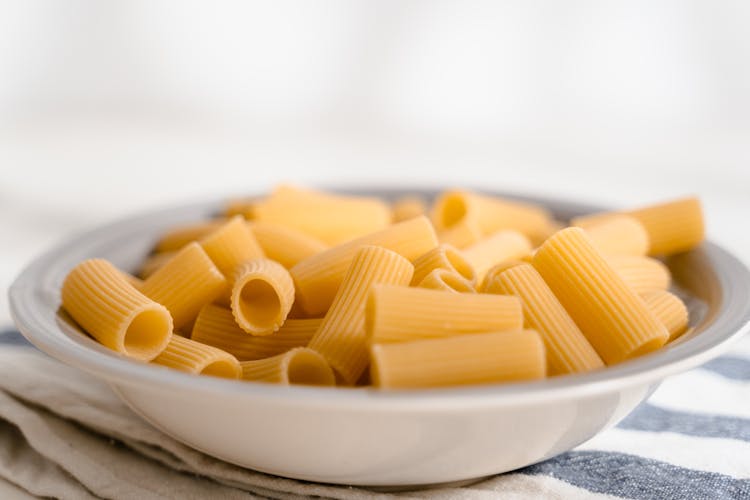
366;285;522;343
121;272;144;289
248;221;328;269
61;259;173;361
478;260;525;292
240;348;335;386
577;215;650;256
231;259;294;335
626;197;705;256
371;330;546;389
199;215;265;278
224;197;260;219
191;304;321;360
485;264;604;375
290;216;436;316
410;244;476;285
417;268;476;293
138;252;176;279
392;196;427;223
608;255;671;294
152;335;240;379
437;218;483;249
462;230;533;281
308;246;414;385
533;228;669;365
431;189;552;240
140;242;227;330
154;220;224;253
254;185;391;245
642;290;689;341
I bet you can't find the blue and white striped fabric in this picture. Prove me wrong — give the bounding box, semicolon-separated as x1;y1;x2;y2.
0;328;747;499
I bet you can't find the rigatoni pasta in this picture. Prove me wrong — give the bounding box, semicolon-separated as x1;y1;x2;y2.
392;196;427;223
249;221;328;269
152;335;241;378
417;268;476;293
199;215;265;278
231;259;295;335
410;244;476;286
608;255;671;294
641;290;689;341
240;348;335;386
462;230;532;281
576;215;649;256
154;220;224;253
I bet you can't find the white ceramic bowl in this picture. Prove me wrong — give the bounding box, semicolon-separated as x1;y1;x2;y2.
9;190;750;487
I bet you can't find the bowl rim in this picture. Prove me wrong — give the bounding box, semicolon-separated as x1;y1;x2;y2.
9;190;750;410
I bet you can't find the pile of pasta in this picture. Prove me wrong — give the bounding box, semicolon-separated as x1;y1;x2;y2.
61;185;704;389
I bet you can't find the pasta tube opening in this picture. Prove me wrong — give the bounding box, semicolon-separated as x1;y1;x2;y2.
202;358;243;378
231;259;295;335
286;349;336;386
124;309;173;360
417;268;476;293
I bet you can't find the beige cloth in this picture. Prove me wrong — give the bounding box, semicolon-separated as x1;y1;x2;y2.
0;346;609;499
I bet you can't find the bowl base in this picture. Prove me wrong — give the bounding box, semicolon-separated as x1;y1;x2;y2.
365;475;493;492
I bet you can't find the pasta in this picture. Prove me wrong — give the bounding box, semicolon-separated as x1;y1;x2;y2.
139;242;227;330
254;185;391;245
642;290;689;341
290;215;437;316
478;259;525;292
231;259;295;335
152;335;241;379
370;330;546;389
417;268;476;293
224;197;259;219
410;244;476;285
240;348;336;386
199;215;265;278
437;218;483;248
461;230;533;280
308;246;414;385
626;197;705;256
154;220;224;253
366;285;522;343
138;252;176;279
392;196;427;223
483;264;604;375
575;215;649;256
191;304;321;360
532;227;669;364
608;255;671;294
61;259;173;361
248;221;328;268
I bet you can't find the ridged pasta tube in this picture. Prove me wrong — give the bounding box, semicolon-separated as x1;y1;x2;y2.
642;290;689;341
532;228;669;365
371;330;546;389
410;244;476;285
199;215;265;278
140;242;227;330
308;246;414;385
366;285;522;343
626;197;704;256
248;221;327;268
391;196;426;223
478;260;525;292
608;255;671;294
154;220;224;253
231;259;295;335
138;252;175;279
254;185;391;245
152;335;240;378
577;215;650;256
192;304;320;360
417;268;476;293
61;259;173;361
240;348;335;386
462;230;533;281
437;218;483;249
290;216;436;316
484;264;604;375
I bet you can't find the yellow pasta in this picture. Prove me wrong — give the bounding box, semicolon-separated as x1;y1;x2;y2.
254;185;391;245
370;330;546;389
410;244;476;285
641;290;689;341
248;221;328;269
461;230;533;281
191;304;321;360
231;259;295;335
199;215;265;279
152;335;241;378
138;252;176;279
121;271;144;289
532;227;669;365
290;215;437;316
626;197;705;256
240;348;336;386
437;218;483;249
366;285;522;343
61;259;173;361
484;264;604;375
308;246;414;385
431;189;553;241
608;255;671;294
392;196;427;223
576;215;650;256
139;242;227;330
224;197;259;219
478;259;525;292
154;220;224;253
417;268;476;293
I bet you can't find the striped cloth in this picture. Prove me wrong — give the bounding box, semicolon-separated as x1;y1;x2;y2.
0;328;748;500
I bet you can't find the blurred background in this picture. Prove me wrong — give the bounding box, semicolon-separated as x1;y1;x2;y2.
1;0;749;322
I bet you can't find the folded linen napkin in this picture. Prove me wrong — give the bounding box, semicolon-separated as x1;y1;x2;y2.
0;329;748;500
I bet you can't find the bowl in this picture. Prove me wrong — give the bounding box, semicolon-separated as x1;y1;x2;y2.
9;189;750;487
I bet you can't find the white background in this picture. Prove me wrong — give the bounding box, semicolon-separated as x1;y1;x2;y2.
1;0;749;323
